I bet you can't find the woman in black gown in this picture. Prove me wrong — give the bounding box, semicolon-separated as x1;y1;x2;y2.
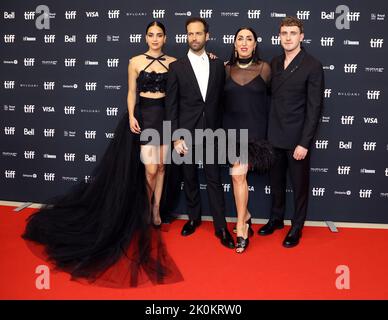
223;27;273;253
22;21;183;287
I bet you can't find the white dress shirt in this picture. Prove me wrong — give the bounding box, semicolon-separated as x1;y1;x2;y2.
187;49;210;102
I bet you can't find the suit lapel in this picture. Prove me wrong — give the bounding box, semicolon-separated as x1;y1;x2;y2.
183;56;204;101
205;56;216;102
272;48;306;93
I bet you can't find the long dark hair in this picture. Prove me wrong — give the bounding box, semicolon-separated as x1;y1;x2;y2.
145;21;166;35
228;27;260;65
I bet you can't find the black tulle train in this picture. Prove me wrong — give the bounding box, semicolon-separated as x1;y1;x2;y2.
22;112;183;287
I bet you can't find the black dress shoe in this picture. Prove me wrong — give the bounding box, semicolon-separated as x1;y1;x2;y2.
181;219;201;236
215;228;235;249
258;219;284;236
282;228;302;248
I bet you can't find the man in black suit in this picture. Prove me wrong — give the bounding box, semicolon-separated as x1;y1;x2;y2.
165;17;234;249
258;17;324;247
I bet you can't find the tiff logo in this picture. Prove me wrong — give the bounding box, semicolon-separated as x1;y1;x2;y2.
321;37;334;46
4;80;15;89
363;142;377;151
385;168;388;177
367;90;380;100
222;35;235;44
223;183;231;192
64;58;76;67
44;35;55;43
324;89;332;98
86;34;97;43
339;141;352;149
107;58;119;67
108;10;120;19
44;81;55;90
315;140;329;149
347;11;361;21
4;34;16;43
24;11;35;20
341;116;354;125
64;153;75;161
338;166;351;175
175;34;187;43
200;9;213;18
4;127;16;135
271;35;281;45
297;10;310;20
24;151;35;159
129;34;142;43
264;185;271;194
312;187;325;196
370;38;384;48
65;11;76;19
152;10;165;19
5;170;16;178
247;10;261;19
85;82;97;91
64;106;76;114
24;105;35;113
106;107;118;116
44;129;55;137
24;58;35;66
344;64;357;73
44;173;55;181
359;189;372;198
85;130;96;139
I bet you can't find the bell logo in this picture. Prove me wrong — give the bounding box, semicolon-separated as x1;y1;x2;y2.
339;141;352;149
175;34;187;43
64;35;76;43
24;58;35;66
247;10;261;19
363;142;376;151
337;166;351;175
85;130;96;139
65;11;77;19
344;64;357;73
44;173;55;181
312;188;325;196
85;82;97;91
4;12;15;19
264;185;271;194
86;34;98;43
64;153;76;161
271;35;281;45
4;81;15;89
324;89;332;98
44;129;55;137
367;90;380;100
24;105;35;113
315;140;329;149
297;11;310;20
341;116;354;125
24;128;35;136
359;189;372;198
370;38;384;48
4;127;16;135
5;170;16;179
152;10;165;19
129;34;142;43
85;154;97;162
321;37;334;46
108;10;120;19
107;58;119;67
4;34;16;43
222;35;235;44
44;82;55;90
64;58;76;67
64;106;76;114
106;107;118;116
200;9;212;18
24;151;35;159
44;35;56;43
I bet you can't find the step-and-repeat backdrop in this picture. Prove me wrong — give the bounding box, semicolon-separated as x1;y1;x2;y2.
1;0;387;223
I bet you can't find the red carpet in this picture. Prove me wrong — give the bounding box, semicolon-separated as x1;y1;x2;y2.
1;205;387;300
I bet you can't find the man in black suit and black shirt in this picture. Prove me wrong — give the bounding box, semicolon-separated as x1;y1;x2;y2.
165;17;234;249
258;17;324;247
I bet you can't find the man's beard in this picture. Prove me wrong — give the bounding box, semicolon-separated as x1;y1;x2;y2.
189;41;205;52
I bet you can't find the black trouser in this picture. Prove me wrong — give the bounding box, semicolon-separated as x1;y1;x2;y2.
269;147;310;230
181;143;226;230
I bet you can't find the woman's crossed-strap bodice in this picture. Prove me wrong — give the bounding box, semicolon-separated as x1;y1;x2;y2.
137;54;169;93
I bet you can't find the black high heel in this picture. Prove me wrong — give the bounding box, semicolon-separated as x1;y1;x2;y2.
236;223;250;253
233;218;254;236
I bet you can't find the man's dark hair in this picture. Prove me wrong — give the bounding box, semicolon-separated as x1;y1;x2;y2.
185;17;209;33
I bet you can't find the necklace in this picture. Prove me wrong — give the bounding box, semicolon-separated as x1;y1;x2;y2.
236;60;253;69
